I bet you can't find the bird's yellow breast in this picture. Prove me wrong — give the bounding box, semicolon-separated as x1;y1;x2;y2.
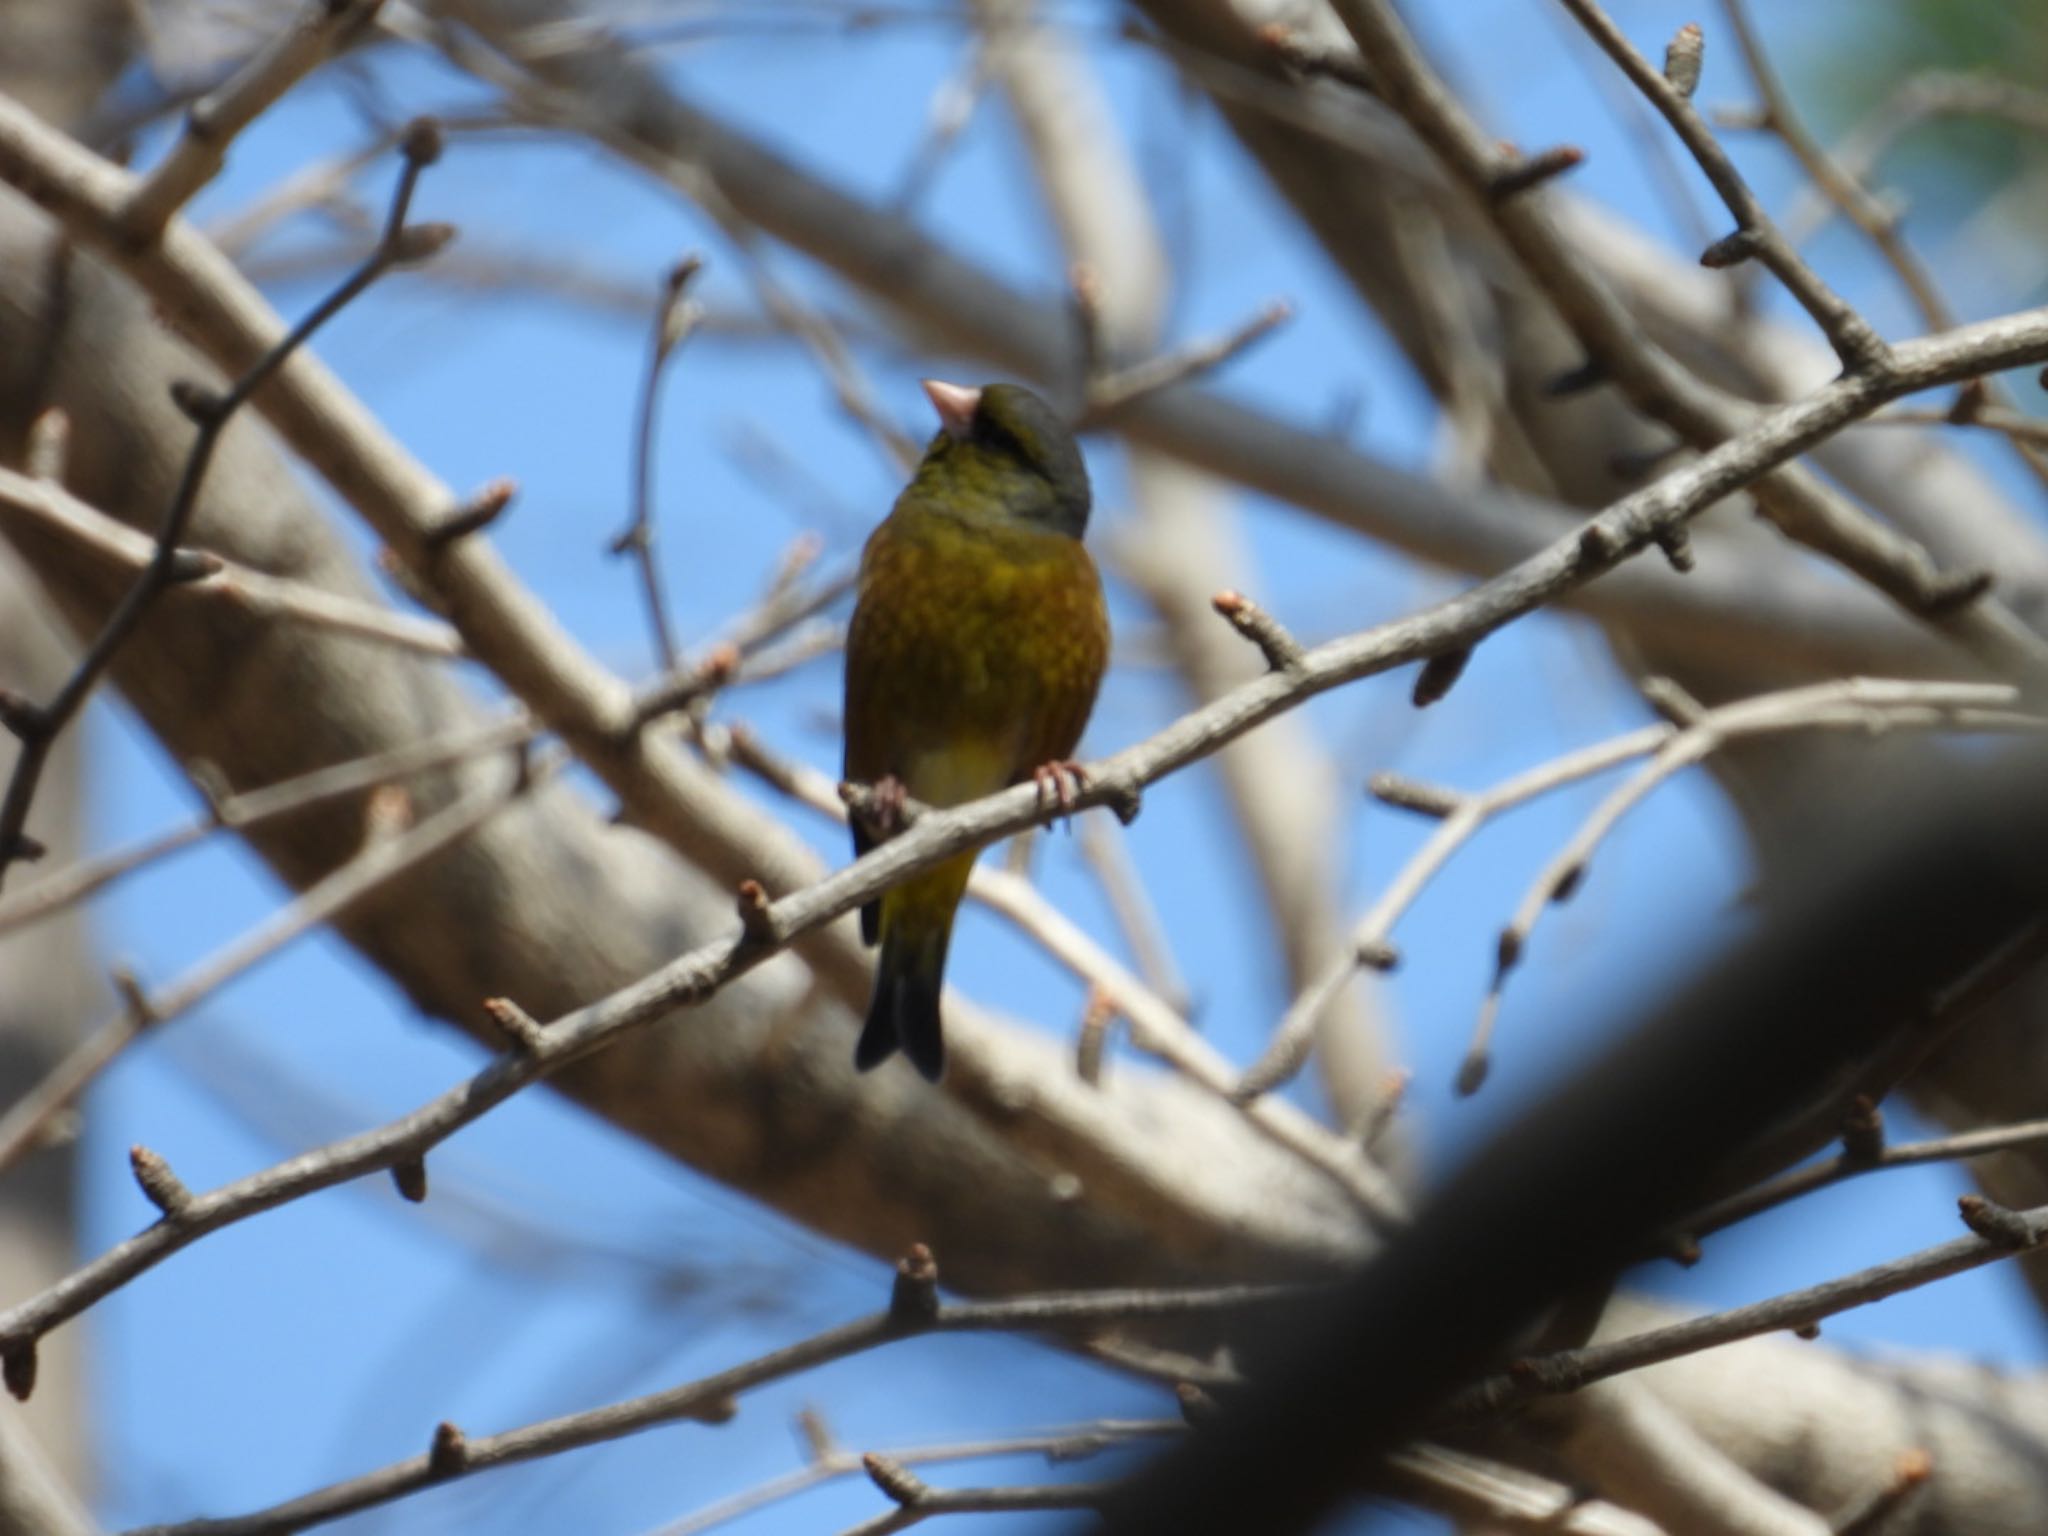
843;499;1108;807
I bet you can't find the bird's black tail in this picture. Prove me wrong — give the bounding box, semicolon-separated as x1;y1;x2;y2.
856;923;950;1080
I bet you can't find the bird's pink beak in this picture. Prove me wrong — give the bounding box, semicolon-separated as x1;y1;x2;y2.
922;379;981;441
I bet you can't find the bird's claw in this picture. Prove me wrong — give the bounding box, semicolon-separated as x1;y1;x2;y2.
1032;760;1089;822
867;773;910;838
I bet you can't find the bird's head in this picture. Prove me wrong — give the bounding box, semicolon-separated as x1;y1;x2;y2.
909;380;1091;537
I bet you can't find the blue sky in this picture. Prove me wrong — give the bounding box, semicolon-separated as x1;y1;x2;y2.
40;2;2048;1531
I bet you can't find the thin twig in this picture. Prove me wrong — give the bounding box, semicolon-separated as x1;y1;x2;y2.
837;1467;1117;1534
1241;678;2034;1103
1449;1195;2048;1417
1382;1443;1668;1535
0;461;464;660
1079;299;1292;421
0;713;534;937
1319;0;2048;676
1685;1110;2048;1243
1864;403;2048;449
0;118;451;891
1716;0;2048;493
1075;814;1192;1016
644;1418;1180;1536
0;746;556;1173
1234;725;1665;1104
1470;680;2039;1092
612;254;705;672
119;1280;1298;1536
119;0;383;242
1552;5;1887;373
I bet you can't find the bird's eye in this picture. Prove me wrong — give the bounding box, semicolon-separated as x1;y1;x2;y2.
976;416;1032;468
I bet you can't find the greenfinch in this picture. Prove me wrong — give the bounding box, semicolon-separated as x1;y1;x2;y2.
843;381;1110;1079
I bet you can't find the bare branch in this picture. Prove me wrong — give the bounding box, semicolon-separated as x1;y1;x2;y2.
650;1418;1180;1536
1452;1196;2048;1417
0;747;555;1173
0;713;531;937
1241;679;2037;1104
612;253;705;672
0;460;463;660
0;115;451;889
119;0;384;242
1317;0;2048;675
120;1277;1297;1536
1553;6;1885;372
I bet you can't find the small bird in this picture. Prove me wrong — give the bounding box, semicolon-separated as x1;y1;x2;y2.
843;380;1110;1080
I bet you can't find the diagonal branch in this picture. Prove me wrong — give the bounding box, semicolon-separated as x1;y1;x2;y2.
8;286;2048;1377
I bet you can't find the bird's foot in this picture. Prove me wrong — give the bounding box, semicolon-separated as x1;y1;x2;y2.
866;773;910;837
1031;760;1090;824
841;773;913;839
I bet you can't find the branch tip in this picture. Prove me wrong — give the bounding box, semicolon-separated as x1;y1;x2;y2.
425;478;516;549
1549;862;1585;904
1;1340;34;1402
684;1394;738;1425
1832;1446;1934;1536
1354;1069;1410;1152
1411;646;1472;708
864;1452;929;1506
480;995;546;1055
889;1242;940;1327
1488;144;1584;201
26;408;70;481
400;116;444;167
1652;525;1696;574
796;1406;837;1464
1366;771;1461;818
1356;937;1400;973
165;547;224;585
1700;227;1764;269
1103;777;1143;826
1210;589;1304;672
129;1144;193;1217
735;878;776;943
390;220;457;267
427;1421;469;1477
664;252;706;297
1495;929;1523;976
1840;1095;1884;1165
391;1155;428;1204
1454;1050;1490;1097
1663;22;1705;98
1259;25;1376;92
1076;987;1115;1086
1957;1193;2035;1248
1920;567;1994;617
1576;521;1619;567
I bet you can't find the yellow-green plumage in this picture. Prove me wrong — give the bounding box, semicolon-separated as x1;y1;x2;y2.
844;382;1109;1079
